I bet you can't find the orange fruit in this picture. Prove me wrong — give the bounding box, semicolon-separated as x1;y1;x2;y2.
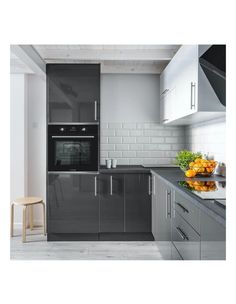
185;170;197;178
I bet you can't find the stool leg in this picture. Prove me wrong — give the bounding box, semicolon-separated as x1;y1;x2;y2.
22;206;27;243
10;204;14;237
29;205;34;230
42;202;46;235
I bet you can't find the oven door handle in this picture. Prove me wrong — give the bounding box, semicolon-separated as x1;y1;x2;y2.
51;136;95;139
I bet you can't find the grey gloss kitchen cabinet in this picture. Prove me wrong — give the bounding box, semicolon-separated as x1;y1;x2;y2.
125;174;151;232
155;174;172;240
152;173;172;259
47;173;99;234
200;211;226;260
99;174;125;232
47;64;100;123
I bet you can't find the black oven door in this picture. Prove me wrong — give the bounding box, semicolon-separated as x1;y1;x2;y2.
48;135;98;172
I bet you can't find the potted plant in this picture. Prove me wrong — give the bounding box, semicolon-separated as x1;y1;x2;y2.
175;150;202;172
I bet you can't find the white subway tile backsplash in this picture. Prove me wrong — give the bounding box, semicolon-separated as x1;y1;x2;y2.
100;137;108;144
171;144;185;150
115;144;129;151
144;130;160;136
101;129;115;136
136;151;150;158
108;151;122;158
101;123;108;129
130;130;143;136
150;137;165;143
136;137;150;144
116;158;130;165
123;123;136;129
129;144;143;151
143;144;159;151
100;122;185;165
101;144;115;151
100;151;108;158
165;137;180;143
122;151;136;158
116;129;129;136
108;123;123;129
129;158;144;165
108;137;122;144
122;137;136;144
185;118;225;162
149;151;166;157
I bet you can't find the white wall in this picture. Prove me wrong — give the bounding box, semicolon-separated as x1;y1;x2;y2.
27;75;46;225
10;74;28;224
10;74;46;227
101;74;160;123
100;74;185;165
185;117;226;162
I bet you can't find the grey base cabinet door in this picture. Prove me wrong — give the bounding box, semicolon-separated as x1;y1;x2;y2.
152;174;172;259
172;211;200;260
200;211;226;260
125;174;151;232
155;175;172;241
47;173;99;233
99;174;124;232
47;64;100;123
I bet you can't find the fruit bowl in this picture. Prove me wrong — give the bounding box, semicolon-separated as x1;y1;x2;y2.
189;159;217;177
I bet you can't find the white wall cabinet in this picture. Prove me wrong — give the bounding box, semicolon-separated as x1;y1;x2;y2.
160;45;225;125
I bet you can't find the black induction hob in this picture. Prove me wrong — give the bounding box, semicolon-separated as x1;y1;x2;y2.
178;180;226;200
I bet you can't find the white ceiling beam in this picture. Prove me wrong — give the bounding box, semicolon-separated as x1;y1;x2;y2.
101;62;167;74
11;45;46;79
34;48;177;62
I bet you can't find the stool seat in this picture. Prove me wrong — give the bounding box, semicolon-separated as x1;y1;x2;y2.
13;197;43;206
11;197;46;242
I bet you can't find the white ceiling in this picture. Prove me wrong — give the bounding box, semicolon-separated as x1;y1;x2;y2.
11;45;180;74
33;44;180;74
10;51;34;74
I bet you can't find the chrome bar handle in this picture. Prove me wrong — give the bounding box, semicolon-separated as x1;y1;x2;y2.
94;100;97;121
176;202;189;213
110;175;113;195
176;227;189;241
166;190;171;218
153;175;155;195
190;82;196;110
51;135;95;139
166;190;168;219
161;89;169;96
94;176;97;196
148;176;151;195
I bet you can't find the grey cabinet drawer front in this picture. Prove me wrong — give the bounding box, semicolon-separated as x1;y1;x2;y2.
174;191;200;234
172;212;200;260
171;243;183;260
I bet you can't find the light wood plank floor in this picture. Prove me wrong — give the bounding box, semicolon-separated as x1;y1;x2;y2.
10;228;169;260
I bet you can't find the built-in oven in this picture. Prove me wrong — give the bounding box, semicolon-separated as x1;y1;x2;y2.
48;124;99;172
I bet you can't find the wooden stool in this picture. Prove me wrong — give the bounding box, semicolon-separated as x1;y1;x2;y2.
11;197;46;242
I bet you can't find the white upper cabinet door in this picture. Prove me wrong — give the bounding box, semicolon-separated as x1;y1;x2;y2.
174;45;198;119
160;88;175;124
160;45;198;123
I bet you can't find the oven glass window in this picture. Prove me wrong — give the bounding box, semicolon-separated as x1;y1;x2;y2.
54;141;91;166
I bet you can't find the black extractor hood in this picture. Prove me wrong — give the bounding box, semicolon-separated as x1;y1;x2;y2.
199;45;226;107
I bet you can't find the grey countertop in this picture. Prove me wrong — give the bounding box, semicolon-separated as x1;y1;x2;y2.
151;167;226;225
99;165;226;225
99;165;150;173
